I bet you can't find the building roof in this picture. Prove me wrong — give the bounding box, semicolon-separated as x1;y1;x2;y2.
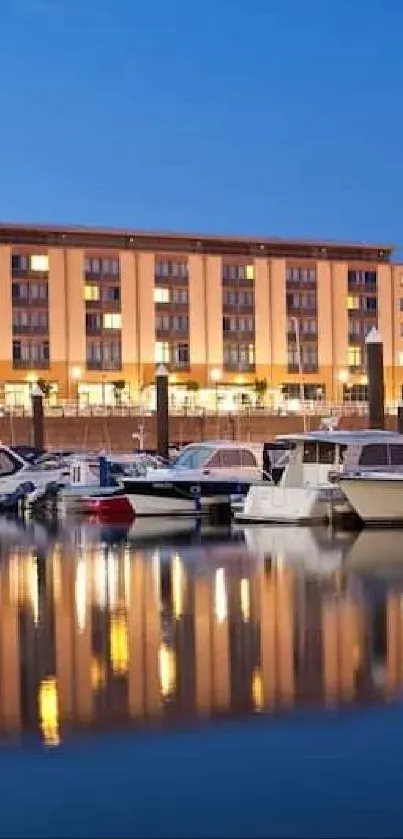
0;221;393;262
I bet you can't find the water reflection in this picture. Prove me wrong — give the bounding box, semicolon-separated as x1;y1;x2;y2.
0;518;403;747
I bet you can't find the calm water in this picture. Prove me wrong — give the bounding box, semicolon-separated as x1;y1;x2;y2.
0;516;402;745
1;516;403;837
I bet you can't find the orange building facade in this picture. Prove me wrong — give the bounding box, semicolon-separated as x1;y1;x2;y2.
0;221;402;410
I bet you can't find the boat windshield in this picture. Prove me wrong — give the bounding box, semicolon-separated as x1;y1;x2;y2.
173;445;216;470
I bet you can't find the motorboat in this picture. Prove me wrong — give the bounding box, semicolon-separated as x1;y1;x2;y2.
235;430;403;525
121;440;281;517
338;471;403;526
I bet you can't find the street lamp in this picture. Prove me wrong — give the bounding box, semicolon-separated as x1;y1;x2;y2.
210;367;222;413
337;369;349;405
70;366;82;411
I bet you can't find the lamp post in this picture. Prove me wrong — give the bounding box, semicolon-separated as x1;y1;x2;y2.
210;367;222;414
70;367;82;414
291;317;307;432
337;369;349;406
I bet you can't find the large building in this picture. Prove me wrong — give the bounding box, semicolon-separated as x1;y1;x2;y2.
0;221;401;410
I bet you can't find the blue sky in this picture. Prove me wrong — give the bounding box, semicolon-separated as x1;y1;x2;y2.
1;0;402;245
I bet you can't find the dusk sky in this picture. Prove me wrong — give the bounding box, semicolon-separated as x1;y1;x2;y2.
1;0;402;246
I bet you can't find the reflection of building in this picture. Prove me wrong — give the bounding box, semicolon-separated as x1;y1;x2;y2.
0;543;401;745
0;223;401;409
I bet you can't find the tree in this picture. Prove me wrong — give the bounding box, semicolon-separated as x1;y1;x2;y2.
112;379;126;405
36;378;52;399
253;378;268;407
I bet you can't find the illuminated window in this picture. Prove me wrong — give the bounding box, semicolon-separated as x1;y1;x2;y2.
348;346;362;367
103;313;121;329
85;284;100;301
245;264;254;281
399;352;403;366
154;287;170;303
30;255;49;272
155;341;170;363
347;295;360;310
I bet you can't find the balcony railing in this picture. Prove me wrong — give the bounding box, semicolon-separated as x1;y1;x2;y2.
12;359;49;370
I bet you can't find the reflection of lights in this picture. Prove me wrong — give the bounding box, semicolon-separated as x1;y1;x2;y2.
8;555;19;603
75;558;87;632
91;657;107;691
152;551;161;605
30;559;39;625
214;568;227;624
94;552;107;609
252;668;264;712
8;553;40;622
38;677;60;747
107;552;118;610
158;643;176;698
172;553;184;619
240;578;250;623
124;549;131;606
52;548;61;602
109;612;129;675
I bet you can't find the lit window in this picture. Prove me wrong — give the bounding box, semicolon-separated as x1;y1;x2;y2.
347;295;360;310
348;346;362;367
245;265;254;281
103;313;121;329
154;288;170;304
30;255;49;272
399;352;403;366
155;341;170;363
84;285;100;301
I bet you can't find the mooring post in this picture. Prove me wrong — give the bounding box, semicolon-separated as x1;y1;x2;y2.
31;384;45;451
365;327;385;429
156;365;169;461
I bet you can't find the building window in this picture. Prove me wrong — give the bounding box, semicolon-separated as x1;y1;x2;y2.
286;266;316;283
154;287;170;304
400;323;403;337
85;284;100;301
172;288;188;305
86;313;102;332
173;343;190;367
348;269;377;288
30;255;49;272
11;254;49;275
86;338;121;369
155;260;188;279
347;295;360;310
12;339;49;368
155;341;170;363
12;282;48;302
364;296;377;312
85;257;120;276
348;346;362;367
103;313;121;330
101;286;120;303
222;264;254;282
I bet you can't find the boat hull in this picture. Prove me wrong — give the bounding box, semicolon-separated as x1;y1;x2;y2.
236;484;339;525
122;478;256;517
339;476;403;524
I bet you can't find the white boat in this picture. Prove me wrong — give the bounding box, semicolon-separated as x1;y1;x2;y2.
0;446;70;507
121;440;273;517
338;471;403;525
236;430;403;525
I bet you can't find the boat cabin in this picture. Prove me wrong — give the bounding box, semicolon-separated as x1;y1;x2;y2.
274;430;403;488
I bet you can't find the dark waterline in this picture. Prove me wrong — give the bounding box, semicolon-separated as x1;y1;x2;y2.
0;515;403;836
